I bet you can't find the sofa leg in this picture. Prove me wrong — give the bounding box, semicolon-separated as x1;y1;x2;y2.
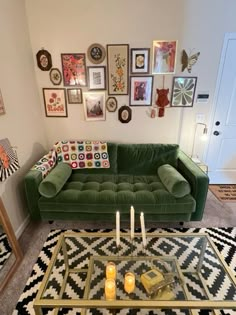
179;222;184;226
48;220;54;224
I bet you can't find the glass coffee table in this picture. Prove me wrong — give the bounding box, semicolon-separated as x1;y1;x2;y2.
34;232;236;315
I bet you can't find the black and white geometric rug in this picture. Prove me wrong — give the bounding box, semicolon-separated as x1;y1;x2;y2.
0;232;12;271
12;227;236;315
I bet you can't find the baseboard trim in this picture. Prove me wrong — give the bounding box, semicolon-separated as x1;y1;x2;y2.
15;215;30;239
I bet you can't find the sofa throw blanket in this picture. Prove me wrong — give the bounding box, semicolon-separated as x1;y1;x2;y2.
54;141;110;169
31;149;57;178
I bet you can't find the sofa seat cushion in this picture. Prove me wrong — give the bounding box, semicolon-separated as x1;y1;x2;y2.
38;174;196;215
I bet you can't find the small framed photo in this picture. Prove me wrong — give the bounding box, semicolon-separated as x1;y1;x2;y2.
87;43;106;64
49;68;62;85
0;90;6;115
152;40;177;74
118;105;132;123
67;88;83;104
131;48;150;74
106;97;117;112
107;44;129;95
170;76;197;107
130;76;153;106
83;92;106;121
36;49;52;71
43;88;68;117
88;66;106;90
61;53;87;86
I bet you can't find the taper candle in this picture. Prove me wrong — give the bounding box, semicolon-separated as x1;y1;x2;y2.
106;262;116;280
130;206;135;240
105;279;116;300
140;212;147;248
116;211;120;247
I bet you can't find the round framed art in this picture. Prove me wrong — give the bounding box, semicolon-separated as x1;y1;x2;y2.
87;43;106;64
49;68;62;85
106;97;117;112
118;105;132;123
36;49;52;71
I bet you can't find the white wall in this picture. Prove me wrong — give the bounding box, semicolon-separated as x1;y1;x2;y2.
0;0;47;234
24;0;236;159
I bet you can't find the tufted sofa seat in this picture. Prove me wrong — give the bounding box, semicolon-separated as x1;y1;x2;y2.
25;142;208;222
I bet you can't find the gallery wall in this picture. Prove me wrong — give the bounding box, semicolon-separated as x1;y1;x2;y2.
0;0;47;234
24;0;236;157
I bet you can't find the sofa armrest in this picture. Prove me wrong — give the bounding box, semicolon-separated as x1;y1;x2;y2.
177;150;209;221
24;170;43;220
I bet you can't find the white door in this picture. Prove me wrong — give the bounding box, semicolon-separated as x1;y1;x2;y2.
206;33;236;184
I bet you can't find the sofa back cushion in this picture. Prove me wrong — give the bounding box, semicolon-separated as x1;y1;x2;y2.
72;142;117;175
117;144;179;175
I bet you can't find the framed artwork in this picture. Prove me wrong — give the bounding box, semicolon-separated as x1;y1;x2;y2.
118;105;132;123
36;49;52;71
107;44;129;95
0;90;6;115
61;53;87;86
67;88;83;104
130;76;153;106
83;92;106;121
131;48;150;74
170;76;197;107
106;97;117;112
87;43;106;64
0;138;20;182
49;68;62;85
88;66;106;90
152;40;177;74
43;88;68;117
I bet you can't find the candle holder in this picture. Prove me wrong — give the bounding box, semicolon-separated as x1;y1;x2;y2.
124;272;135;294
106;262;116;280
105;278;116;300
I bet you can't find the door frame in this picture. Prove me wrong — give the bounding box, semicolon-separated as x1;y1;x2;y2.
204;33;236;167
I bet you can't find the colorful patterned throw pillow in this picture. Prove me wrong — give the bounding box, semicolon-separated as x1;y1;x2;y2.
54;141;110;169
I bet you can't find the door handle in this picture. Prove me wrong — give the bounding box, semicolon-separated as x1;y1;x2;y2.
213;131;220;136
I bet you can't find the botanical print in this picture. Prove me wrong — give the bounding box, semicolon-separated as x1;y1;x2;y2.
61;54;87;86
83;92;105;121
107;45;129;95
0;90;5;115
43;88;67;117
171;77;197;107
152;40;177;74
130;76;153;106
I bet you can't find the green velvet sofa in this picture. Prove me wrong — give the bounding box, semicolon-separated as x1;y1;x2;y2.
24;143;209;223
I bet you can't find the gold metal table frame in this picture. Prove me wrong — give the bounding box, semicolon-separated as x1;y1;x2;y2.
33;232;236;315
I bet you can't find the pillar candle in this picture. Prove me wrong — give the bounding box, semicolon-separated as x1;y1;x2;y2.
116;211;120;247
130;206;135;240
105;279;116;300
106;262;116;280
140;212;147;248
124;272;135;294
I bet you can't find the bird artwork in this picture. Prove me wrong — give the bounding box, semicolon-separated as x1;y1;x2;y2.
181;49;200;73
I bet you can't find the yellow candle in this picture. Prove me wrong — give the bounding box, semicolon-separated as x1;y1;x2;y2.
106;262;116;279
105;279;116;300
124;272;135;294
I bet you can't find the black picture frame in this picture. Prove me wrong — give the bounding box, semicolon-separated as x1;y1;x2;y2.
36;49;52;71
170;76;197;107
87;43;106;64
130;48;150;74
118;105;132;123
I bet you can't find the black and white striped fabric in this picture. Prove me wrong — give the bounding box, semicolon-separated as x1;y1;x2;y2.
0;138;19;182
13;228;236;315
0;232;12;270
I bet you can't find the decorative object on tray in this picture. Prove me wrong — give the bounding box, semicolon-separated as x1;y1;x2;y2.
130;48;150;74
106;97;117;112
118;105;132;123
49;68;62;85
61;53;87;86
170;76;197;107
156;76;170;117
67;88;83;104
43;88;68;117
181;49;200;73
0;138;20;181
54;140;110;169
36;49;52;71
124;272;135;294
88;66;106;90
107;44;129;95
106;262;116;280
87;43;106;64
152;40;177;74
130;76;153;106
105;278;116;300
83;92;106;121
0;89;6;115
